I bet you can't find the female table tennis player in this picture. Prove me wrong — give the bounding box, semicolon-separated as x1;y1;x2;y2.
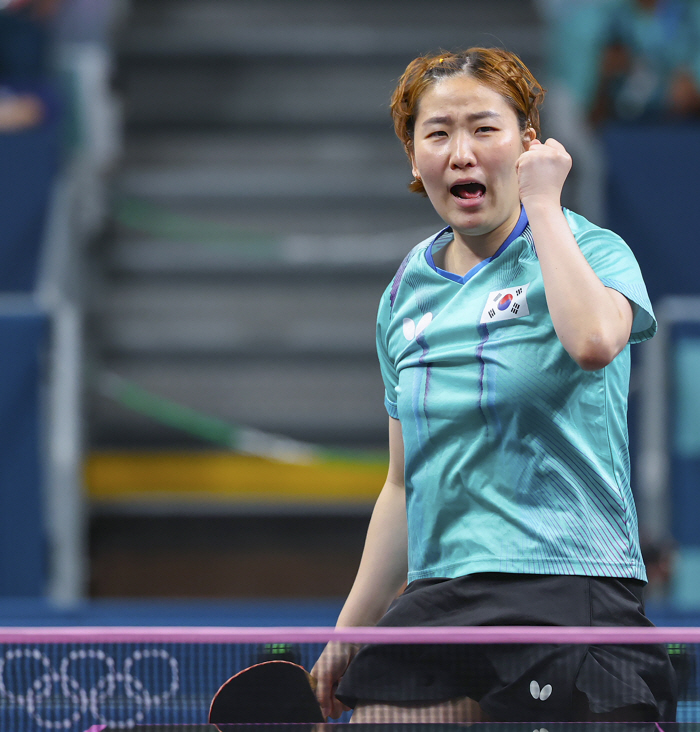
311;47;676;723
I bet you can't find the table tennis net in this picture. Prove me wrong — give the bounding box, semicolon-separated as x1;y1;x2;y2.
0;627;695;730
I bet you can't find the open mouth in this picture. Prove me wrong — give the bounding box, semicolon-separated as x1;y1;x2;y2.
451;182;486;199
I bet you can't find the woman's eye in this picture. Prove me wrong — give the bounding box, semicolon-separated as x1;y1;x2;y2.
476;126;495;133
429;130;447;138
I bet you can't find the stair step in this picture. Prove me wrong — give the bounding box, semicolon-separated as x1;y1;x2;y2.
110;191;440;245
105;235;429;272
90;359;387;447
124;0;536;29
120;58;409;127
117;162;412;200
117;126;411;198
92;275;385;354
120;0;539;59
115;126;419;200
122;24;539;60
122;130;405;167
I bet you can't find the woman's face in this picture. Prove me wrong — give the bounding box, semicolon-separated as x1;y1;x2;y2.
410;74;533;248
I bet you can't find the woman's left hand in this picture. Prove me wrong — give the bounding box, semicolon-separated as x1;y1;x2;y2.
516;138;572;208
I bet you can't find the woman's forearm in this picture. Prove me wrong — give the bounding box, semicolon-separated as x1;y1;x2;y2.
336;476;408;627
517;139;632;371
336;418;408;627
525;199;632;370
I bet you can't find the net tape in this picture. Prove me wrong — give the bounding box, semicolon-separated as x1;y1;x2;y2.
0;627;695;730
2;626;699;644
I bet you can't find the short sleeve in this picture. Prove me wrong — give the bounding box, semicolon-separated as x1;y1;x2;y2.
376;286;399;419
569;212;657;344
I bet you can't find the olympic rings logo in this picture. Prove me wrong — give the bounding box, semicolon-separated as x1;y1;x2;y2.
0;647;179;729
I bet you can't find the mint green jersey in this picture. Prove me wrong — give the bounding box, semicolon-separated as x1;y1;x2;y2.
377;208;655;583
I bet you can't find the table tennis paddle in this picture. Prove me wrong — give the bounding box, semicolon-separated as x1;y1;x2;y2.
209;659;325;724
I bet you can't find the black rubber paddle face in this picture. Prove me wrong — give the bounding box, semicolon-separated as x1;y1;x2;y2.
209;660;325;724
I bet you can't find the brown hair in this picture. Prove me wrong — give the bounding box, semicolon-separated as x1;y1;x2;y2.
390;48;546;194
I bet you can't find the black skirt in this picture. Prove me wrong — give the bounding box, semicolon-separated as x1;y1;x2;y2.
335;573;677;722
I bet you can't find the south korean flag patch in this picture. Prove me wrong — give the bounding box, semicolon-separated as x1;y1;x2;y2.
480;283;531;324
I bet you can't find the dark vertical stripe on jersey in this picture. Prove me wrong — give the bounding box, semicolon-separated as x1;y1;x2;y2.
416;332;432;440
475;323;490;427
424;365;433;437
486;344;503;438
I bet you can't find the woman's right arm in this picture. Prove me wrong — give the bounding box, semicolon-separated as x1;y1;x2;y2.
312;417;407;718
337;417;408;626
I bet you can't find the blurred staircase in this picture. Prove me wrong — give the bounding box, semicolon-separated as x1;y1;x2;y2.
85;0;542;597
92;0;541;452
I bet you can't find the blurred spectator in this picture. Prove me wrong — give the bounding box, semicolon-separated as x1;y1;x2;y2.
0;0;60;132
641;537;675;600
537;0;700;225
54;0;121;45
536;0;615;225
592;0;700;124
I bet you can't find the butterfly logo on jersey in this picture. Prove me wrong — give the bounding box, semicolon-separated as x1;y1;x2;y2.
480;283;531;324
403;312;433;340
530;680;552;701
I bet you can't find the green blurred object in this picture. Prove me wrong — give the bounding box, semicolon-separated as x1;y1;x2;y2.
115;196;281;255
96;370;388;466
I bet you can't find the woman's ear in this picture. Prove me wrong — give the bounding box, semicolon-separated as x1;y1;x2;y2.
522;126;537;150
408;146;419;180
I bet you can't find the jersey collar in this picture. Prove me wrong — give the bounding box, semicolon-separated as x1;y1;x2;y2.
425;206;529;285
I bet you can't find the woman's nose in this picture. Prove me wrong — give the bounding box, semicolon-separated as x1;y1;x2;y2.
451;134;476;168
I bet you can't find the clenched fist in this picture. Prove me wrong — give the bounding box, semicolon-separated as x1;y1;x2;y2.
516;138;572;207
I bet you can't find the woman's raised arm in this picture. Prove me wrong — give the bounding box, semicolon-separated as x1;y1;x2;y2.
518;138;633;371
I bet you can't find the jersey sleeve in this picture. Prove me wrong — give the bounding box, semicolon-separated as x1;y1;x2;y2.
568;212;656;344
376;286;399;419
